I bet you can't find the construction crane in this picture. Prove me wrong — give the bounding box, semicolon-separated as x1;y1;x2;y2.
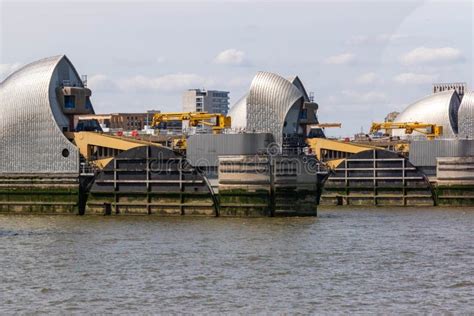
370;122;443;140
151;112;232;152
151;112;231;134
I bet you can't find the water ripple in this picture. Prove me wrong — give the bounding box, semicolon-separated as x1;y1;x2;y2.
1;207;473;313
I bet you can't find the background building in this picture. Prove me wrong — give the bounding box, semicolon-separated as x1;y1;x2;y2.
182;89;230;114
76;113;148;132
76;110;185;134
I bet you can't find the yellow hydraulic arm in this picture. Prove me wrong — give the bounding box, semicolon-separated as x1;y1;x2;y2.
309;123;342;129
306;138;379;168
370;122;443;140
151;112;231;134
65;131;161;169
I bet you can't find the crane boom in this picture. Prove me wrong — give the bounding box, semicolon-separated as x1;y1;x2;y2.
151;112;231;134
309;123;342;129
370;122;443;140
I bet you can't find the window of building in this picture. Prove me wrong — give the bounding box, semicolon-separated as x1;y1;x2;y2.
64;95;76;109
300;109;308;120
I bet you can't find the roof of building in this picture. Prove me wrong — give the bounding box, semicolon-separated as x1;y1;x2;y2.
228;71;310;146
0;55;86;174
458;91;474;138
393;90;460;138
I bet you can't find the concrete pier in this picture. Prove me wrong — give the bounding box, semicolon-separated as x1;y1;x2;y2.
218;155;318;216
434;157;474;206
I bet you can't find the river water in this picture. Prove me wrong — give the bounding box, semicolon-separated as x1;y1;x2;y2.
1;208;473;314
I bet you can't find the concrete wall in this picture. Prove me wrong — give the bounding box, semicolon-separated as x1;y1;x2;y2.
434;157;474;206
218;155;318;216
0;174;80;214
436;157;474;185
409;139;474;168
186;133;274;167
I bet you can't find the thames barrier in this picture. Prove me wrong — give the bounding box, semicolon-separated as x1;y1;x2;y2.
1;55;474;215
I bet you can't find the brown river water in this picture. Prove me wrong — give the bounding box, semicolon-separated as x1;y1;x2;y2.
1;207;473;314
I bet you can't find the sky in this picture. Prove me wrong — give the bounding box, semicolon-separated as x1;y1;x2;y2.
1;0;473;136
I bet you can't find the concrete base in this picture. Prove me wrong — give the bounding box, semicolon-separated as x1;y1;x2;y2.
434;184;474;206
86;192;215;216
0;174;80;214
218;155;319;217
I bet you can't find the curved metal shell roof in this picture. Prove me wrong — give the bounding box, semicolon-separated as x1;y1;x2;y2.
228;93;248;130
393;90;460;138
0;55;85;174
287;75;310;102
229;71;304;146
458;91;474;138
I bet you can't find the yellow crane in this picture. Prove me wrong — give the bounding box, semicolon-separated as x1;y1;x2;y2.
151;112;231;134
151;112;232;152
370;122;443;140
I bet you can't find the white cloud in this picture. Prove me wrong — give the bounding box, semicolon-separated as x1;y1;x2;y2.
87;73;214;93
342;90;387;103
347;35;370;46
393;72;439;85
325;95;339;105
323;89;387;107
400;47;464;65
119;73;213;92
0;62;22;80
376;33;408;42
355;72;378;85
214;49;246;65
112;56;166;68
87;74;118;92
324;53;355;65
348;33;408;45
